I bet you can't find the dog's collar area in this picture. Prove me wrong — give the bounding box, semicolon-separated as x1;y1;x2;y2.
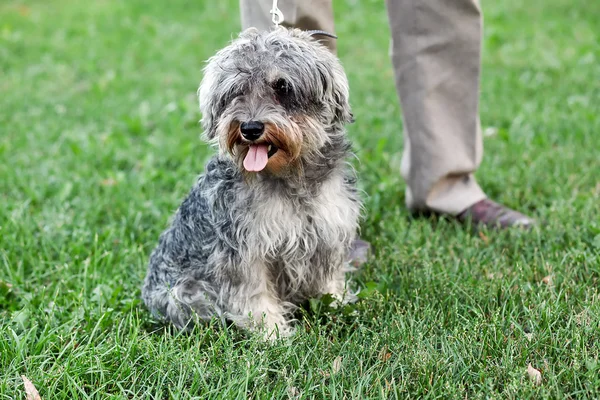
305;30;338;40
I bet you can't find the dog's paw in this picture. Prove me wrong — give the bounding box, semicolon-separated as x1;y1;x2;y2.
329;289;358;308
258;323;295;342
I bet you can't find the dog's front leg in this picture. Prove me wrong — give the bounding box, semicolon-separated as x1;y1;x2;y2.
248;290;293;340
225;266;293;340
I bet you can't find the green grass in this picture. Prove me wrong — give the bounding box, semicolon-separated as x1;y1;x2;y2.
1;0;599;398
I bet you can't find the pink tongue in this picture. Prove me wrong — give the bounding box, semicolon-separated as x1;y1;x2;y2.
243;144;269;172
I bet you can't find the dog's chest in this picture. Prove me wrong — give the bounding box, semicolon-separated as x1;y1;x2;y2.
244;175;359;259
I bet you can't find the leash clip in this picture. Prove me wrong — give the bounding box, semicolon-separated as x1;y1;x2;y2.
270;0;284;27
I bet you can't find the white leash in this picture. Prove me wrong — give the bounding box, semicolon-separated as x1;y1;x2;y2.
270;0;284;27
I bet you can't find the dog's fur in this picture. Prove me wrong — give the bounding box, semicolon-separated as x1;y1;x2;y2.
142;27;361;338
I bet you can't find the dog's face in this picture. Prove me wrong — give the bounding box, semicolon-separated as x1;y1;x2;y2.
198;28;353;175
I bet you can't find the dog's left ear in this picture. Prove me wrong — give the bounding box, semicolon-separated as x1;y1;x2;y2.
316;60;354;125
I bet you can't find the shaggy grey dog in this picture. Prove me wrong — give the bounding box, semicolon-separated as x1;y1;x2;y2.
142;27;362;338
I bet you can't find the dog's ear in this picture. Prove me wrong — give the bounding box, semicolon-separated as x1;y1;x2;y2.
198;62;219;141
331;68;353;125
316;60;353;125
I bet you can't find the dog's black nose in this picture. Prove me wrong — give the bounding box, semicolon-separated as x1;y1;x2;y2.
240;121;265;141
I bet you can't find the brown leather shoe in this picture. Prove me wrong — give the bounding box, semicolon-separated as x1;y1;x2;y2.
457;199;535;229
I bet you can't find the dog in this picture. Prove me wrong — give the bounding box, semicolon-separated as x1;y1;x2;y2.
142;27;362;338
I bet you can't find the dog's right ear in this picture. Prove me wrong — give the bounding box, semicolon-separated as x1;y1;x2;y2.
198;62;218;141
315;58;353;126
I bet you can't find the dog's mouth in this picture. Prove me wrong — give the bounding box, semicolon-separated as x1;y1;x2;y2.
242;143;279;172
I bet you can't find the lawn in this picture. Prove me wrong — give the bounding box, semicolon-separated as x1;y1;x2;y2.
1;0;599;398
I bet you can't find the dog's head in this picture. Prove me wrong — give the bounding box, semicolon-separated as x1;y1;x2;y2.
198;28;353;176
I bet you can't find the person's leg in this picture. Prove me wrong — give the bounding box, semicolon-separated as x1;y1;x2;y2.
385;0;534;227
240;0;337;51
385;0;485;215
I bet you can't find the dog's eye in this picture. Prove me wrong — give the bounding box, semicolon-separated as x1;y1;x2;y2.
231;90;243;100
218;90;243;111
272;78;292;97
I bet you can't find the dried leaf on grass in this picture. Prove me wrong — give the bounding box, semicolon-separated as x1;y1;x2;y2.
332;356;342;374
478;231;490;244
319;356;343;378
527;364;542;385
486;272;504;280
575;309;592;326
0;280;13;289
541;275;554;287
17;5;31;16
525;332;534;342
286;386;301;399
378;346;392;362
22;376;41;400
101;178;117;187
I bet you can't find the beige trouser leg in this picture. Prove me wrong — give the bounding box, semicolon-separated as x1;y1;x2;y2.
385;0;486;214
240;0;487;215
